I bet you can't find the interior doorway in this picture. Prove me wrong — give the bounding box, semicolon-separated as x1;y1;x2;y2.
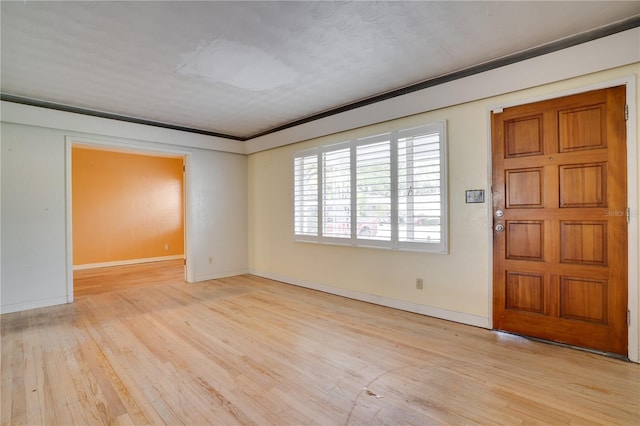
67;141;188;298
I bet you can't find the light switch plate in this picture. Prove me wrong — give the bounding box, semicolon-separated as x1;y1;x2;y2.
466;189;485;203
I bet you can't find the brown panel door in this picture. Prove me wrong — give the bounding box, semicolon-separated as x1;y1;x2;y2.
492;86;628;356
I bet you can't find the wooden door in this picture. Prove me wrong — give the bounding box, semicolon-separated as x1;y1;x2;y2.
492;86;628;356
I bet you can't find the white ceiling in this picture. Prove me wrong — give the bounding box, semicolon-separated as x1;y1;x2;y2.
1;1;639;140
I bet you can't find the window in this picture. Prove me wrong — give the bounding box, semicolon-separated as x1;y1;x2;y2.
293;153;318;236
356;135;392;241
293;121;447;253
322;145;351;239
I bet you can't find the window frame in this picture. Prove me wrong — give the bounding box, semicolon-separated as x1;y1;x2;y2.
292;121;448;253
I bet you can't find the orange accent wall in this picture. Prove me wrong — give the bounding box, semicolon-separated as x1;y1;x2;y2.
72;147;184;265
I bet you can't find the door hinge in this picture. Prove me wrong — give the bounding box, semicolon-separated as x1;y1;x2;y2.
627;207;631;224
183;165;186;172
628;309;631;326
184;258;186;266
625;104;629;121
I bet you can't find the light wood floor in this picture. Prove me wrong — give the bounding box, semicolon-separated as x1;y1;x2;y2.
73;259;185;297
2;267;639;425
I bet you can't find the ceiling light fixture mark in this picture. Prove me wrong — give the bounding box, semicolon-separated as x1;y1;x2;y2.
176;37;298;91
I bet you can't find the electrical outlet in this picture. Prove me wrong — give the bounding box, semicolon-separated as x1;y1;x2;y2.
416;278;423;290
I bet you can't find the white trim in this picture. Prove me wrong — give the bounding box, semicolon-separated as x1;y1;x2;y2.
73;255;184;271
486;76;639;363
250;269;490;329
65;139;74;303
194;269;251;282
489;76;638;112
0;119;2;312
1;101;244;154
486;106;495;330
625;78;639;363
69;135;190;157
1;296;69;315
184;156;194;283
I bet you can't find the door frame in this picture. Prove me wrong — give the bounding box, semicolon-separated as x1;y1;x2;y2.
64;136;193;301
487;76;638;362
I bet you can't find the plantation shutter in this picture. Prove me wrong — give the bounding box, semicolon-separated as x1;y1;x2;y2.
322;145;351;239
356;136;392;241
398;126;443;245
293;152;319;237
293;121;447;253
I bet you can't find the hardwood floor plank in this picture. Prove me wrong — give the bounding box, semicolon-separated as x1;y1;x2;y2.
2;267;639;425
73;260;184;297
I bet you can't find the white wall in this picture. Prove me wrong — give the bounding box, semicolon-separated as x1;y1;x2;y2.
1;124;69;311
0;114;248;313
248;63;640;360
187;146;248;282
248;104;491;326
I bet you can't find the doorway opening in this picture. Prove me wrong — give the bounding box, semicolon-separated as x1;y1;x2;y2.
67;141;188;297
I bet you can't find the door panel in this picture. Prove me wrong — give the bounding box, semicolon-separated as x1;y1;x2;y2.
492;86;627;356
506;168;543;207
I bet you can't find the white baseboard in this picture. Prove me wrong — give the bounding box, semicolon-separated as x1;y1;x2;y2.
1;296;70;315
73;255;184;270
194;269;251;283
249;269;490;329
